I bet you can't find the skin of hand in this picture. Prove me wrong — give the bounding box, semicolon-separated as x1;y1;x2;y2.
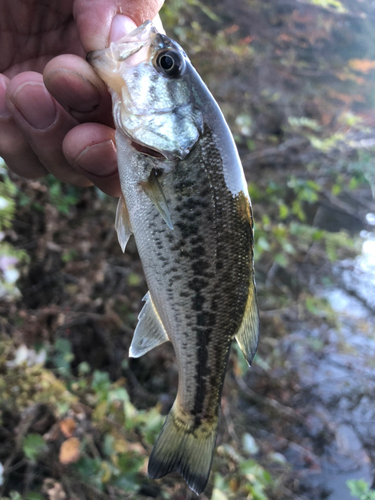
0;0;164;196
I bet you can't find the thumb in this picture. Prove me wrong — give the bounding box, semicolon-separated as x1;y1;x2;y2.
73;0;164;52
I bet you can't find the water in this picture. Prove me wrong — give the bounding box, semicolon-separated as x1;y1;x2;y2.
297;230;375;499
242;217;375;499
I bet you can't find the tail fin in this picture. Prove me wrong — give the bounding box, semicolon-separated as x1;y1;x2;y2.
148;406;219;495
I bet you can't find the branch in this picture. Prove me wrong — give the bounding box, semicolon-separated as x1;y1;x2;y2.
242;137;310;164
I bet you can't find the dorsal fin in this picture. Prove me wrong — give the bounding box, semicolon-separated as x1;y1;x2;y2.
115;195;132;253
235;282;259;366
129;292;170;358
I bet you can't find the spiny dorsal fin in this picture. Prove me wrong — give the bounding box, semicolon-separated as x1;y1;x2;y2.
141;170;173;230
115;195;132;253
235;281;259;366
129;292;170;358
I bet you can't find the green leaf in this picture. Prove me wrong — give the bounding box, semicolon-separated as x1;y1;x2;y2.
117;452;144;475
128;273;141;286
279;204;289;219
262;214;271;226
26;493;44;500
257;236;270;251
240;458;260;474
247;139;256;151
76;457;103;489
292;200;306;221
52;338;74;376
281;241;295;254
309;0;347;13
242;433;259;455
274;253;288;267
248;182;260;201
9;493;23;500
92;370;111;398
108;388;129;403
347;479;375;499
212;489;228;500
78;361;90;375
22;434;46;462
349;177;360;190
288;116;321;131
46;175;81;215
103;434;116;458
62;249;79;263
143;408;165;444
312;229;325;241
113;474;139;493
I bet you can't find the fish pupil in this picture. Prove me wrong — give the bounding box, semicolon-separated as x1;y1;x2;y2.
160;55;174;70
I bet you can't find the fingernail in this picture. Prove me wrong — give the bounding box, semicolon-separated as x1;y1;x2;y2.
0;79;11;118
75;140;117;177
12;82;57;129
110;14;137;43
47;69;101;113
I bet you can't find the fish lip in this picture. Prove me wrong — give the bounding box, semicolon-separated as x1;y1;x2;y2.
121;20;158;42
87;21;159;67
116;20;158;44
109;20;159;62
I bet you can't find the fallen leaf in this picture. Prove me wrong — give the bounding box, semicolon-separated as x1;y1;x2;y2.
44;423;61;442
43;480;67;500
59;437;81;465
224;24;239;34
349;59;375;74
59;418;76;438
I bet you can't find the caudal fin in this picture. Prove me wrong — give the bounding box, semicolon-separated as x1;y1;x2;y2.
148;406;218;495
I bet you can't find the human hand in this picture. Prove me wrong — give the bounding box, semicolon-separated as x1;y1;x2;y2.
0;0;164;196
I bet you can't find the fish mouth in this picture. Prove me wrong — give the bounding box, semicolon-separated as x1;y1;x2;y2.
87;21;159;73
130;139;166;159
109;20;159;65
117;21;158;47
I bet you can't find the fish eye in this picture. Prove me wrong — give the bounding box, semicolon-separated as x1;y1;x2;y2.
156;50;184;78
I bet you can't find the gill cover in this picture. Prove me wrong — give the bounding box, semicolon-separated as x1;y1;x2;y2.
88;21;203;161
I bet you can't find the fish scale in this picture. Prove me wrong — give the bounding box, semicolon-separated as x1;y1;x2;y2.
89;20;259;495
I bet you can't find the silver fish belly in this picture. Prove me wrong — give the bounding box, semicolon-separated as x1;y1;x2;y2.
89;21;259;495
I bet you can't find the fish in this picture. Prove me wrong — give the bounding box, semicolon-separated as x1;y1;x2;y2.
88;21;259;495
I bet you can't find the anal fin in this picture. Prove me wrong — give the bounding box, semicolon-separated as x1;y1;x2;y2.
129;292;169;358
141;169;173;230
235;282;259;366
115;194;132;253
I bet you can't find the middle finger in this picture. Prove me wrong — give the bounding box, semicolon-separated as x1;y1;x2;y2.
44;55;113;127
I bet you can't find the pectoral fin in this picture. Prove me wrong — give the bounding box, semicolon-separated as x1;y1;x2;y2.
115;195;132;253
129;292;170;358
235;283;259;366
141;170;173;230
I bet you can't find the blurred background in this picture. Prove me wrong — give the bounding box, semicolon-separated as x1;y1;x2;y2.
1;0;375;499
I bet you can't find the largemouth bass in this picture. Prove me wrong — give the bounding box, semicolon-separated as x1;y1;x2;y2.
89;21;259;494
